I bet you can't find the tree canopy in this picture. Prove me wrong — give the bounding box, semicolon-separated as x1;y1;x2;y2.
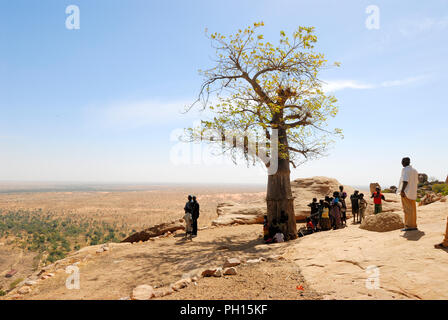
185;22;342;171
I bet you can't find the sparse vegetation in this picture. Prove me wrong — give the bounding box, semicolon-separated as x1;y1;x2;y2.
432;184;448;196
0;210;126;264
9;277;24;290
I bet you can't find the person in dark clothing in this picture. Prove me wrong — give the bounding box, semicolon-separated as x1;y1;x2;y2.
308;198;320;231
339;186;347;226
279;210;291;241
183;195;193;238
184;195;193;213
350;190;360;224
191;195;200;236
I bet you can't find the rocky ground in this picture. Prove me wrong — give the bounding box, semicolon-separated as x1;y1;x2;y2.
2;177;447;300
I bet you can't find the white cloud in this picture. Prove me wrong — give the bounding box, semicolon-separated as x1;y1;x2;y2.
398;16;448;37
323;75;426;93
322;80;374;92
380;76;424;88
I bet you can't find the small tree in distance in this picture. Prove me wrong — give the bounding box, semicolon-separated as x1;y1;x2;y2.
185;22;342;239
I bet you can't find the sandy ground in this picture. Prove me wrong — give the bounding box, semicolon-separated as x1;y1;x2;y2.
8;224;312;300
284;199;448;300
2;186;447;300
0;185;265;291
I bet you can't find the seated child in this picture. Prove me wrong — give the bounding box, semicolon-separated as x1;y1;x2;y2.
263;215;269;241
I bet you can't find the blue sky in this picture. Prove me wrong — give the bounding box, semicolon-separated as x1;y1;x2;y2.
0;0;447;187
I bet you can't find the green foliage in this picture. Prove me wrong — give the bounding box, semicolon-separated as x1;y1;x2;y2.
186;22;342;169
0;210;125;264
0;290;6;296
432;184;448;196
9;278;24;290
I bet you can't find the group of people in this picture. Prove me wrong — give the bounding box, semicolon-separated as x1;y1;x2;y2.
301;185;369;236
302;186;392;236
262;210;290;243
183;195;200;239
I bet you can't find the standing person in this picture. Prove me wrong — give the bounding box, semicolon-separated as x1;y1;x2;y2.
350;190;360;224
319;200;331;231
184;195;193;238
434;217;448;249
184;195;193;215
330;192;342;229
371;187;385;214
191;195;200;237
308;198;319;231
398;157;419;231
358;193;368;223
339;186;347;226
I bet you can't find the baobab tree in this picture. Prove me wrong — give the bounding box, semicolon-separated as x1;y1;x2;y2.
185;22;342;239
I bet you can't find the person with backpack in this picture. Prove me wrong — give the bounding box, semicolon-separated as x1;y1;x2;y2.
319;199;332;231
330;191;343;229
191;195;200;237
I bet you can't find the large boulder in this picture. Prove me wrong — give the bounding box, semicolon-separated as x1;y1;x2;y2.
212;202;265;226
369;183;381;194
418;173;428;184
121;219;185;243
360;212;404;232
212;177;356;226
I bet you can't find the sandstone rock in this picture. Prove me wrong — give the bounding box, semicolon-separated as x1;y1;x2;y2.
419;192;443;206
360;212;404;232
246;258;262;264
418;173;428;184
212;177;356;226
121;219;185;243
17;286;31;295
171;278;191;291
25;280;38;286
370;183;381;194
223;267;237;275
223;258;241;268
445;175;448;184
96;248;104;254
201;268;218;277
131;285;155;300
267;255;285;261
213;268;223;277
191;276;198;282
102;246;109;251
153;287;174;298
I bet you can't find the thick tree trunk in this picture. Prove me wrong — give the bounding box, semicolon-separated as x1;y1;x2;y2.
266;128;297;240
